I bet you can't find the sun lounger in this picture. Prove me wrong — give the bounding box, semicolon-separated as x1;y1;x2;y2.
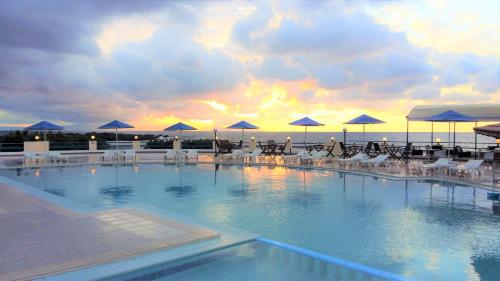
299;150;328;164
282;150;308;164
242;148;262;162
450;160;483;176
221;149;244;160
421;157;454;173
360;154;389;167
337;152;368;164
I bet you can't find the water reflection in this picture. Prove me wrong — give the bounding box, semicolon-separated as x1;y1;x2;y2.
287;169;323;205
227;165;258;197
164;164;196;197
99;165;134;203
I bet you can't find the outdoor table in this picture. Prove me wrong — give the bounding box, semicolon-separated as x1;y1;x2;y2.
261;144;277;156
347;145;363;157
386;146;406;160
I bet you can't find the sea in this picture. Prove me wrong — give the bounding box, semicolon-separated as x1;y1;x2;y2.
129;131;495;149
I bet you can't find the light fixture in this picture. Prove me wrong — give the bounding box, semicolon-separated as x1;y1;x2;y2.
90;135;96;140
175;136;178;140
34;135;40;141
287;136;291;140
496;139;500;146
331;137;335;142
251;136;255;140
436;138;441;144
134;135;138;140
382;137;387;142
343;128;347;132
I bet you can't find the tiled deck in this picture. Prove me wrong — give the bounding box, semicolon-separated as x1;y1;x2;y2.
0;184;219;281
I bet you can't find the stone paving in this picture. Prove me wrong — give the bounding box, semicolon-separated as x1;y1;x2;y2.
0;183;219;281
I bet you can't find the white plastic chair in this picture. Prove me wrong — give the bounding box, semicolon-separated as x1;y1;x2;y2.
337;152;368;164
123;149;137;162
164;149;177;161
186;149;198;161
283;150;308;164
102;150;116;162
450;160;483;176
48;151;68;163
300;150;328;164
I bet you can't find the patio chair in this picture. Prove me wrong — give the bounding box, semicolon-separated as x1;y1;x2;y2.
453;146;472;158
242;148;262;162
123;149;137;162
185;149;198;161
450;160;483;176
360;154;389;168
339;142;350;158
364;142;373;155
23;152;46;165
372;143;382;157
102;150;116;162
277;139;291;155
164;149;178;161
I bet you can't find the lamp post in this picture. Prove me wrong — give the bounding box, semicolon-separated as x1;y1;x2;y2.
213;129;218;153
436;138;441;146
343;128;347;144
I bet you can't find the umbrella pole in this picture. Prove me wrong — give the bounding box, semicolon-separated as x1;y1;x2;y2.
447;122;451;175
304;126;307;146
115;128;118;151
363;124;366;144
431;122;434;145
453;122;456;148
241;129;244;143
44;129;47;142
474;121;477;159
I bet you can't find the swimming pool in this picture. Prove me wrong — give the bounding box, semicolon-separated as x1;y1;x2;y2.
1;163;499;280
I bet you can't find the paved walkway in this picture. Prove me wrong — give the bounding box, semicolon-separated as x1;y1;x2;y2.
0;184;218;281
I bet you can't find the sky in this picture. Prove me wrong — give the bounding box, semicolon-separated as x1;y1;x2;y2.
0;0;499;132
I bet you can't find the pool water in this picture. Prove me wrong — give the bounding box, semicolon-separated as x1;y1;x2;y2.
1;163;499;280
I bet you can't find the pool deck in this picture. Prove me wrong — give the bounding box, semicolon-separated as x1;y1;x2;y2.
0;183;220;281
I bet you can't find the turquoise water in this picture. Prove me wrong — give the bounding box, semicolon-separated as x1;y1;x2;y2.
1;163;499;280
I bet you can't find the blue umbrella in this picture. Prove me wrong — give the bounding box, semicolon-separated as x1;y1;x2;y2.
426;110;476;158
25;121;64;141
227;121;259;141
98;120;134;150
164;122;197;140
289;117;324;143
344;114;385;143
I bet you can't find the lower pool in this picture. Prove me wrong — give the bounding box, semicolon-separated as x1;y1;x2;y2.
1;163;499;280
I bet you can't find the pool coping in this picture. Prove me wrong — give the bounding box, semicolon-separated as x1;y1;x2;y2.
0;174;259;281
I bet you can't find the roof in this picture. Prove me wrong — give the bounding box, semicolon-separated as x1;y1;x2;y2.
425;110;477;122
473;123;500;138
407;104;500;121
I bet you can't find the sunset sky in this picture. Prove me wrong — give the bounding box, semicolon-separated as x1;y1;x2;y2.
0;0;499;132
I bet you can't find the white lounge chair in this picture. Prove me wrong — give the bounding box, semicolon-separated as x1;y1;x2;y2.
242;149;262;162
164;149;178;161
102;150;117;161
222;149;244;160
360;154;389;168
299;150;328;164
123;149;137;162
283;150;308;164
450;160;483;176
337;152;368;165
421;158;453;171
186;149;198;161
